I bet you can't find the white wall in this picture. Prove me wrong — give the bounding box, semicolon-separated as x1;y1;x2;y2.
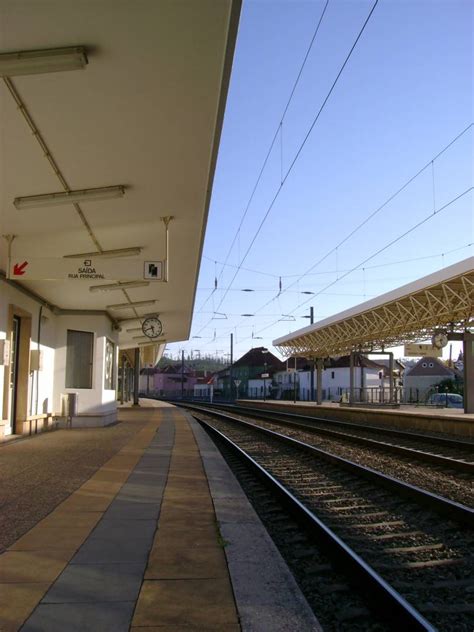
53;314;119;416
298;367;382;400
0;283;56;434
1;280;119;432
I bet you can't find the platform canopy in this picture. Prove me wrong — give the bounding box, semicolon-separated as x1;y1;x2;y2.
0;0;241;353
273;257;474;358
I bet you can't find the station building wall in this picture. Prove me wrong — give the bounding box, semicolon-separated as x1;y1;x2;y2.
0;282;119;436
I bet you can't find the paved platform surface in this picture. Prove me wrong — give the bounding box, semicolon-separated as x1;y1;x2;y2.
0;400;320;631
238;399;474;419
236;399;474;438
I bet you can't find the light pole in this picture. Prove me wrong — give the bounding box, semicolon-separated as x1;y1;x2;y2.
229;333;233;401
262;347;269;401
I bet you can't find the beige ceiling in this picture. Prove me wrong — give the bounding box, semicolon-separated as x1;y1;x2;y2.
0;0;241;349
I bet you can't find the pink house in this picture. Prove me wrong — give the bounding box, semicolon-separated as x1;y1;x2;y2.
140;365;203;398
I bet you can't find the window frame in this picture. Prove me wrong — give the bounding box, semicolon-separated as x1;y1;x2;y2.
104;338;116;390
66;329;94;389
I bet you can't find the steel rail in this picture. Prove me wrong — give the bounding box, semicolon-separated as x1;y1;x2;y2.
180;403;474;528
196;414;435;632
211;402;473;450
209;403;474;473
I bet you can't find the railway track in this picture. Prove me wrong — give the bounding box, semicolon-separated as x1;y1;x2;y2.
179;401;473;508
209;402;474;473
181;403;474;632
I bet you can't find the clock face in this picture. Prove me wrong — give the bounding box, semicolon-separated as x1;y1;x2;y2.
432;332;448;349
142;317;163;339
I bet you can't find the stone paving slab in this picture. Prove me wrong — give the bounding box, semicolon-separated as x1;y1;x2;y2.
71;534;154;565
9;526;94;552
22;602;136;632
133;578;238;628
103;499;160;520
0;550;75;583
130;627;241;632
1;583;51;632
42;562;144;603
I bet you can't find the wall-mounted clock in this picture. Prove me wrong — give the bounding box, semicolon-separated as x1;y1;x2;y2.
432;331;448;349
142;316;163;339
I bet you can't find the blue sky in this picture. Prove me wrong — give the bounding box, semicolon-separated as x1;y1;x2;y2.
166;0;473;362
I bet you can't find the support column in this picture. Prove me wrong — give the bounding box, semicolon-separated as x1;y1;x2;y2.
133;347;140;406
181;350;185;399
316;358;323;405
229;333;234;401
388;352;394;404
349;352;355;405
360;360;365;402
309;307;315;401
120;356;125;404
464;331;474;414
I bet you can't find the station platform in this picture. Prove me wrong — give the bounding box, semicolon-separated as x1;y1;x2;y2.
0;400;320;632
236;400;474;438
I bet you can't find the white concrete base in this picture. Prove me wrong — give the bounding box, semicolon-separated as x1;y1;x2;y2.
57;410;117;428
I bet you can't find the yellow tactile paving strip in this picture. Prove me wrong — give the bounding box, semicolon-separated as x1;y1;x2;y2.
131;410;240;630
0;411;163;632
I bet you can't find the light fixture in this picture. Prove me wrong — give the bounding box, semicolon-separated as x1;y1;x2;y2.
14;185;125;210
107;300;157;310
241;314;254;317
64;247;142;259
0;46;88;77
90;281;149;293
126;328;143;333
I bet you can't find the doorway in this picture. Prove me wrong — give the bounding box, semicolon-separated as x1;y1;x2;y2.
8;316;21;434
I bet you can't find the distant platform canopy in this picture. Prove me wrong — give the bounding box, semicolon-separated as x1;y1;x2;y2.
273;257;474;358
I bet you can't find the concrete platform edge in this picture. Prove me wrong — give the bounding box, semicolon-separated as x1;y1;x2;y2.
187;412;322;632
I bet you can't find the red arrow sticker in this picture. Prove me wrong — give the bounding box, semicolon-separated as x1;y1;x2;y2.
13;261;28;276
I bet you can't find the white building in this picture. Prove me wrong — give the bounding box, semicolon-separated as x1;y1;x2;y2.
290;356;385;402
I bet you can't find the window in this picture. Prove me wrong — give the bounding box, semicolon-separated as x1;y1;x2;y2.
104;338;116;390
66;330;93;388
331;371;335;379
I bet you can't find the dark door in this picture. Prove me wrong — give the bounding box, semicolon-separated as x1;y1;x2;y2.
8;316;21;434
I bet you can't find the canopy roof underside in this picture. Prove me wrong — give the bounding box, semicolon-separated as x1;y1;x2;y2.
273;257;474;358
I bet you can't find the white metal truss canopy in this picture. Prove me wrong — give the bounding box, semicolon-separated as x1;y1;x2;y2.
273;258;474;358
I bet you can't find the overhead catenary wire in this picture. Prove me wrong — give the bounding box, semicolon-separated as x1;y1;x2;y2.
238;185;474;345
202;241;473;280
196;0;379;335
195;0;330;315
197;123;473;341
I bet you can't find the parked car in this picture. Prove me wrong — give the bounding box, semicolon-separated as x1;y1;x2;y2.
427;393;464;408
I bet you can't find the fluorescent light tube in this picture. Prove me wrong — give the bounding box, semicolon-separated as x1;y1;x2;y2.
90;281;149;293
0;46;88;77
116;312;160;323
107;300;157;310
64;247;141;259
14;185;125;210
126;328;143;333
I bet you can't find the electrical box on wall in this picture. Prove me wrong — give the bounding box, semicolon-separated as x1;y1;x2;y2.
30;349;43;371
0;339;10;366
